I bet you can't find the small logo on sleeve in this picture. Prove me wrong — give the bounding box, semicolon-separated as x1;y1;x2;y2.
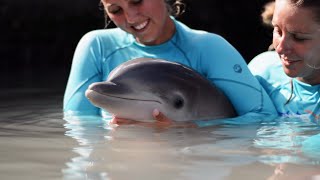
233;64;242;73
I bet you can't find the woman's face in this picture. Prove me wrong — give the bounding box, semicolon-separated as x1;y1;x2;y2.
272;0;320;84
101;0;175;45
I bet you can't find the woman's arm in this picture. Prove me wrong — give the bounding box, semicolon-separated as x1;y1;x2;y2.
192;34;277;127
63;31;103;116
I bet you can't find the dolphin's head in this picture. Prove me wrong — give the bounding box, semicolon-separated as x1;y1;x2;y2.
85;58;236;122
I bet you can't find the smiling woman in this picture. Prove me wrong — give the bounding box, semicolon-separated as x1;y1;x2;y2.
100;0;178;45
63;0;276;128
249;0;320;120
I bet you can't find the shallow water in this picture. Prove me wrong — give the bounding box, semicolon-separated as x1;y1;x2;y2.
1;88;320;180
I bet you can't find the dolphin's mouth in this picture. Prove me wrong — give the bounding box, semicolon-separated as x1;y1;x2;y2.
86;90;162;104
102;93;162;104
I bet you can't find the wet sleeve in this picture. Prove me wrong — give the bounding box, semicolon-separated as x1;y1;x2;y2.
193;35;277;127
63;32;103;116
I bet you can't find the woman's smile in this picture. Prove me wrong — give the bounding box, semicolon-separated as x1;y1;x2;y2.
132;19;149;31
280;56;302;66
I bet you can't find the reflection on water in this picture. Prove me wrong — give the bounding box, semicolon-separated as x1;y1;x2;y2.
62;116;260;180
255;118;320;166
1;88;320;180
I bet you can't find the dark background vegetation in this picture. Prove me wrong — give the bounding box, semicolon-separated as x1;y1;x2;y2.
1;0;273;90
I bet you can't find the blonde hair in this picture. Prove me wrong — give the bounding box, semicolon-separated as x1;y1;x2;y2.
261;1;275;28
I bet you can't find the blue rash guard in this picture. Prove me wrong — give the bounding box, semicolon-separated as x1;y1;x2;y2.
64;19;276;127
249;51;320;123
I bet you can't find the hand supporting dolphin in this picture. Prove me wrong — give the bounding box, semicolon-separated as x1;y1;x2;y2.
110;109;197;128
85;58;236;122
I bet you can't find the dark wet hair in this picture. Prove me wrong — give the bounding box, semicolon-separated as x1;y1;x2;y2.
165;0;186;17
99;0;186;28
287;0;320;23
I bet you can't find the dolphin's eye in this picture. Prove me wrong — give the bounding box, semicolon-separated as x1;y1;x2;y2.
173;98;184;109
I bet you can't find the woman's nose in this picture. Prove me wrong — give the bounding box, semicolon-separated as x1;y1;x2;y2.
274;35;292;55
125;8;139;24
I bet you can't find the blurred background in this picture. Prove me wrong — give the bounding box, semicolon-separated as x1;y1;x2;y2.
1;0;273;90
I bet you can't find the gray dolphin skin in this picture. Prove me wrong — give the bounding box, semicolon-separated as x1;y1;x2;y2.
85;58;236;122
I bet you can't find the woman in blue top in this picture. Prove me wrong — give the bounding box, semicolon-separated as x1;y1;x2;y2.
249;1;320;177
64;0;276;128
249;0;320;122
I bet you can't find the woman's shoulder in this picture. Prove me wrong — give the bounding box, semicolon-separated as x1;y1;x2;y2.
79;28;132;44
177;27;236;60
250;51;280;64
175;20;226;45
249;51;281;75
249;51;290;86
75;28;134;53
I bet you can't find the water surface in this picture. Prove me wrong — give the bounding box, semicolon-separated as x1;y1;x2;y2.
1;88;320;180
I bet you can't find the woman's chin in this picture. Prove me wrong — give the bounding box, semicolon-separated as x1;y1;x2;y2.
283;68;298;78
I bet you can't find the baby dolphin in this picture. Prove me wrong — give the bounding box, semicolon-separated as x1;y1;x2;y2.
85;58;236;122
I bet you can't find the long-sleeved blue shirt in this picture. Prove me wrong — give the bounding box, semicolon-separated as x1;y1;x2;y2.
249;51;320;123
64;19;276;127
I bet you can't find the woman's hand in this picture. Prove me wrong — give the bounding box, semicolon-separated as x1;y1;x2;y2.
110;109;197;129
